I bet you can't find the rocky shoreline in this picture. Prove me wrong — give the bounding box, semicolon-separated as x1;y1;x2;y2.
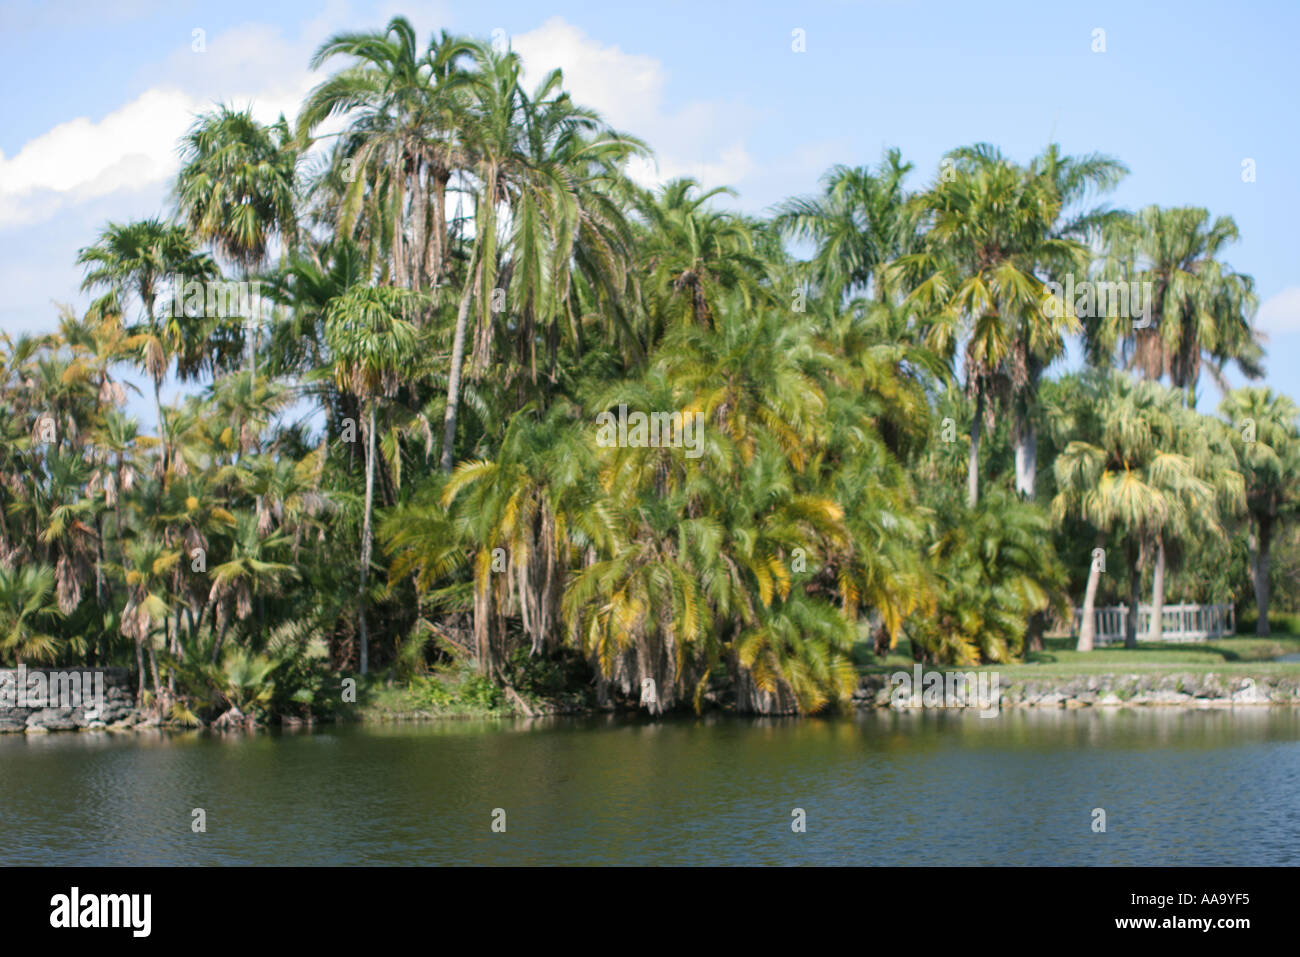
5;668;1300;734
853;670;1300;709
0;667;138;733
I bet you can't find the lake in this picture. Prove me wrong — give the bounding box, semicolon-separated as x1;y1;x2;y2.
3;709;1298;865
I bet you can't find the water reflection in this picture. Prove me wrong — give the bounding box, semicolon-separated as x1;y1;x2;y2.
1;709;1297;865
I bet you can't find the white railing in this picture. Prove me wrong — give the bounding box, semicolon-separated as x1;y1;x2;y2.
1071;603;1236;644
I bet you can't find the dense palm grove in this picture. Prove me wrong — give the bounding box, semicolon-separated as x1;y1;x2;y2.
3;18;1299;720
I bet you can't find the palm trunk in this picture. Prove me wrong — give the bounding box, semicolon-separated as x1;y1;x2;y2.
1125;541;1141;649
167;575;181;695
391;140;407;289
1013;413;1036;499
211;612;227;666
93;514;106;664
872;265;888;304
428;170;449;289
153;377;166;476
469;170;499;379
146;630;162;708
440;240;480;472
1077;534;1105;652
1150;535;1166;642
135;635;145;703
359;401;376;674
967;392;982;508
410;156;426;292
1015;411;1042;652
1252;516;1273;636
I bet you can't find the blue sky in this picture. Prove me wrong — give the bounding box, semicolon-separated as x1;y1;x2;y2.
2;0;1298;416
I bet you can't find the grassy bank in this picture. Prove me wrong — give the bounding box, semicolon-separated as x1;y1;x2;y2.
347;652;596;722
350;634;1300;722
858;634;1300;678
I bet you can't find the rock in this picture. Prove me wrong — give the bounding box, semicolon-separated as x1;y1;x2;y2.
1232;681;1270;705
26;709;79;731
1193;676;1225;698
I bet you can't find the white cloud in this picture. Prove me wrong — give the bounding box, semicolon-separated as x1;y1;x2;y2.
510;17;754;195
0;12;763;233
1257;287;1300;334
510;18;666;134
0;14;340;231
0;88;195;227
625;145;754;194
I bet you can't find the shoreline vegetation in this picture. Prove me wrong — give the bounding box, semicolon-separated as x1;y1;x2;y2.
7;18;1300;729
6;635;1300;733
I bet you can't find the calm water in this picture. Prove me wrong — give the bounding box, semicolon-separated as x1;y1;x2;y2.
2;709;1299;866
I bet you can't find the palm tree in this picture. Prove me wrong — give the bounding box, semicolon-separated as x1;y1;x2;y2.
435;405;600;680
438;45;645;470
77;219;216;469
910;486;1061;664
1220;387;1300;635
774;148;922;303
1051;373;1222;649
324;286;420;673
299;18;476;292
207;515;297;663
175;105;299;379
890;146;1089;505
1093;205;1261;406
0;564;67;665
635;178;768;340
113;536;179;703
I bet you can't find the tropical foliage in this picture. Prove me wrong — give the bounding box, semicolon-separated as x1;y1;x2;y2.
1;17;1290;721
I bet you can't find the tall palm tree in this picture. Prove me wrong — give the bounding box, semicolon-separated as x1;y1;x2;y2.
324;286;420;673
439;46;645;470
299;18;475;292
77;219;217;465
890;145;1090;506
175;105;299;379
1051;373;1222;649
1092;205;1261;406
774;148;923;303
1220;387;1300;635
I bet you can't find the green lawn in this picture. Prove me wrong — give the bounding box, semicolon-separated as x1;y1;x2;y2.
857;632;1300;677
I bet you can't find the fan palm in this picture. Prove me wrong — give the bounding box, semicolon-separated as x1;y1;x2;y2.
1092;205;1261;405
1220;387;1300;634
1051;373;1225;649
77;219;217;467
0;564;67;665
